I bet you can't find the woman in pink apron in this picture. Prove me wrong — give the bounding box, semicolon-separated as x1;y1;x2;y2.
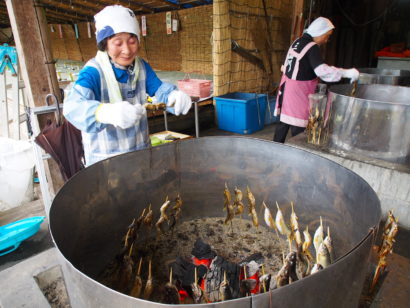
273;17;359;143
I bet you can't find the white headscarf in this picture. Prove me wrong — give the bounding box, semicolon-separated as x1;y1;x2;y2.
94;5;140;43
304;17;335;37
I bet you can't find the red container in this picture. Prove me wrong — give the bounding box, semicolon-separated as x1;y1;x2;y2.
177;78;212;98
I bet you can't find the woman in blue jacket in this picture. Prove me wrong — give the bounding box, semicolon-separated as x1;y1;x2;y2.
64;5;191;165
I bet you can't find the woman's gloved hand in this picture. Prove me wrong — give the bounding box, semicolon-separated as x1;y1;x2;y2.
95;101;146;129
167;90;192;116
342;68;360;83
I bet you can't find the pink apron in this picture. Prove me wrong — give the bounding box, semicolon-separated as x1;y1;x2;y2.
275;42;318;128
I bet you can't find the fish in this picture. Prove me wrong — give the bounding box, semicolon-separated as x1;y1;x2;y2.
250;207;259;227
219;271;233;301
235;200;244;215
316;242;331;268
169;194;183;231
223;183;231;210
275;258;290;288
143;259;153;300
286;251;299;283
275;202;291;237
234;186;243;203
191;267;206;304
246;186;256;213
159;197;171;220
155;197;171;234
163;268;180;304
303;226;312;254
130;257;143;298
117;254;134;293
313;216;324;256
323;226;334;263
224;203;235;225
234;187;244;215
135;208;146;229
297;246;312;278
290;202;302;247
263;201;275;229
310;263;323;274
143;205;153;226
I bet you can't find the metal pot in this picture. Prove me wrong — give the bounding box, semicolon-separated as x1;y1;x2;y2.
358;68;410;86
49;137;381;308
326;84;410;166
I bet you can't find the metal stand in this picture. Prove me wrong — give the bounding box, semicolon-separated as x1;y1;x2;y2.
163;98;201;138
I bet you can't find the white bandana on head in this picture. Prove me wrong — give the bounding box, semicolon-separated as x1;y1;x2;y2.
94;5;140;43
304;17;335;37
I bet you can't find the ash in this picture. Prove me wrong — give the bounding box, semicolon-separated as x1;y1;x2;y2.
158;217;283;270
98;216;285;303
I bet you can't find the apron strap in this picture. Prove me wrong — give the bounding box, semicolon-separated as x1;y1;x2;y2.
291;42;316;80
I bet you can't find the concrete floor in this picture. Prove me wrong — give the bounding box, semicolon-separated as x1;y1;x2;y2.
1;117;409;307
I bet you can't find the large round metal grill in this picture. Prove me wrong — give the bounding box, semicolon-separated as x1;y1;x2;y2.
49;137;381;308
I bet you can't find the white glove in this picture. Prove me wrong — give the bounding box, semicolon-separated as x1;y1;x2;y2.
342;68;360;83
167;90;192;116
95;101;146;129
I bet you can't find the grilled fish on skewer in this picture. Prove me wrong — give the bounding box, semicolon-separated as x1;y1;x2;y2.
246;186;256;213
316;242;331;268
173;194;183;214
155;197;171;234
224;203;235;225
117;245;134;293
275;202;291;237
170;194;183;231
290;202;302;247
287;251;299;283
143;259;153;300
234;187;244;215
371;219;398;292
250;207;259;227
323;226;334;263
311;263;323;274
143;204;153;226
159;196;171;220
130;257;143;298
274;256;291;288
297;246;312;278
302;226;313;259
313;216;324;256
135;208;146;230
223;183;231;211
191;267;206;304
163;268;180;304
263;202;275;230
219;271;233;301
234;186;243;203
275;202;291;251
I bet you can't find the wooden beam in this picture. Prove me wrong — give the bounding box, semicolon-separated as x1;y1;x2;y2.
157;0;181;9
6;0;61;106
291;0;304;43
5;0;65;193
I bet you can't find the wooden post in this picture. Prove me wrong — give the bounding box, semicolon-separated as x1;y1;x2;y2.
291;0;304;43
5;0;65;194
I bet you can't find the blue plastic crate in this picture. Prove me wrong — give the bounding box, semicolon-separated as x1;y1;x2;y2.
265;96;280;125
215;92;267;134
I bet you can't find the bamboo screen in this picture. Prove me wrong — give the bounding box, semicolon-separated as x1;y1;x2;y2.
138;5;213;74
48;22;96;62
46;5;213;74
213;0;293;96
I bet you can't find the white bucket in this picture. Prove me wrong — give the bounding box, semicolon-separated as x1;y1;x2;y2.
0;137;35;210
